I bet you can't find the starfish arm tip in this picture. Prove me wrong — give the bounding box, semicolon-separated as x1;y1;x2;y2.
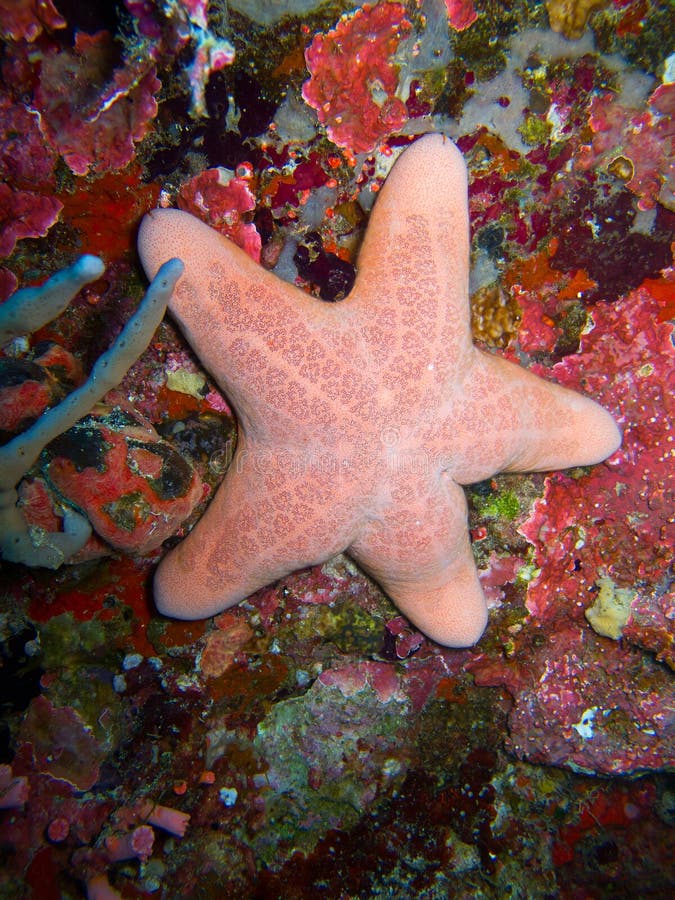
486;356;624;473
153;550;232;621
545;392;623;471
404;584;489;648
596;405;622;460
138;208;223;287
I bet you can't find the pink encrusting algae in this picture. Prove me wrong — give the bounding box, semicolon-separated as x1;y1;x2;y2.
302;2;412;153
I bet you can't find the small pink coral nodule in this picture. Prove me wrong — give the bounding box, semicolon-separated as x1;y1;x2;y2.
47;816;71;842
177;168;261;262
104;824;155;863
444;0;478;31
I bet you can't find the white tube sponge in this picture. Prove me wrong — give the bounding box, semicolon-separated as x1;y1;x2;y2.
0;256;184;568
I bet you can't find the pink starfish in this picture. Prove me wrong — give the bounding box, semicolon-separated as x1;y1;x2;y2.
138;135;620;646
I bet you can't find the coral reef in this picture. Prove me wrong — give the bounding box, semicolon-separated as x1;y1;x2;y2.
249;662;412;864
0;0;673;896
32;31;161;177
176;167;261;262
520;283;675;668
0;184;62;261
574;83;675;211
0;0;65;42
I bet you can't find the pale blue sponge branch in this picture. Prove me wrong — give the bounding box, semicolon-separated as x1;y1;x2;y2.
0;256;184;568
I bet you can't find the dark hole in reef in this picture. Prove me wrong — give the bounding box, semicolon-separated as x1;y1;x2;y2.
46;421;111;473
294;232;356;302
550;184;674;302
200;69;278;170
126;438;196;500
53;0;123;44
0;625;44;763
476;223;505;257
0;358;46;389
595;839;619;865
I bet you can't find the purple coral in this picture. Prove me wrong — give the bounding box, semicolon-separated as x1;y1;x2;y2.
33;31;160;176
0;183;62;258
0;0;65;42
177;168;261;262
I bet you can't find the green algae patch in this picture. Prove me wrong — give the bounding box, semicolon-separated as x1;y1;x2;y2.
518;112;552;146
292;597;383;654
38;612;109;668
473;488;521;521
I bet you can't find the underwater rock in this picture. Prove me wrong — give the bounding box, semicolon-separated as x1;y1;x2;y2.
39;398;204;557
250;661;413;866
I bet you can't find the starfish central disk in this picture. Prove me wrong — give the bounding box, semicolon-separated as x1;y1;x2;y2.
138;135;620;647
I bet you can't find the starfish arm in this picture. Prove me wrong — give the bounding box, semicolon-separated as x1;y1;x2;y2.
478;352;621;476
439;349;621;484
138;209;339;435
154;443;358;620
138;208;317;327
353;135;470;313
349;134;476;390
355;133;469;287
347;476;488;647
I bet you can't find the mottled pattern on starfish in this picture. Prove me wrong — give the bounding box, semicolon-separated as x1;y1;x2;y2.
138;135;620;647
